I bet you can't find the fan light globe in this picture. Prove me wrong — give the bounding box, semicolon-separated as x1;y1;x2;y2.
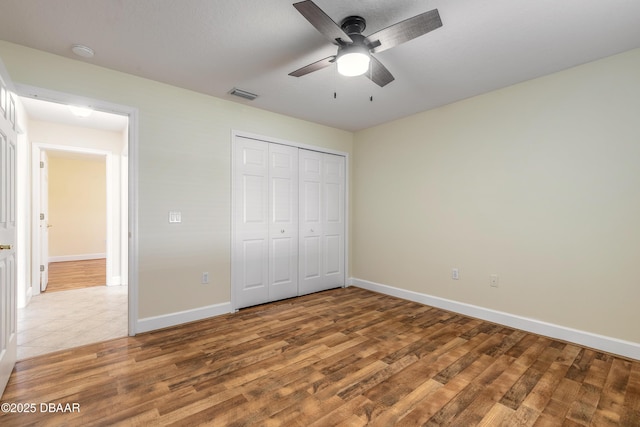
337;51;370;77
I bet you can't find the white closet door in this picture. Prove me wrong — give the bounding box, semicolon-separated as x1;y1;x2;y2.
322;153;346;289
233;138;269;308
233;138;299;309
299;150;345;295
268;143;298;301
299;150;323;294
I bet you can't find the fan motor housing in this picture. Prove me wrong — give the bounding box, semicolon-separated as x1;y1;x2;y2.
340;16;366;35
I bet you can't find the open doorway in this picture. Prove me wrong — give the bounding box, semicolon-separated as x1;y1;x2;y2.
18;96;130;359
43;150;108;292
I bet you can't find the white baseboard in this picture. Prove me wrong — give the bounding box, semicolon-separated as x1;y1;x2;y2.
49;253;106;263
107;276;121;286
349;277;640;361
136;302;232;334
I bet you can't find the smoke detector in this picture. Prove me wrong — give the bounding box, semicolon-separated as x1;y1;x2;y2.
71;44;95;58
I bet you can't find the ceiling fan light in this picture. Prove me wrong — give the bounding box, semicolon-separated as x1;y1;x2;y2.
337;51;370;77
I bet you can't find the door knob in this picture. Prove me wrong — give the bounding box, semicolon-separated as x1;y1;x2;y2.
0;244;12;250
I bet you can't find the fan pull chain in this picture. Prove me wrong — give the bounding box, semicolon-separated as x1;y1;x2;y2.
368;62;374;102
333;63;339;100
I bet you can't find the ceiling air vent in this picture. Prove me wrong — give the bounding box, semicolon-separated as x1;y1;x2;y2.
229;88;258;101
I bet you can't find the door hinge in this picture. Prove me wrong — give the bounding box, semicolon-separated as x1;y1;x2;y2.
40;265;45;272
40;213;45;220
40;161;44;168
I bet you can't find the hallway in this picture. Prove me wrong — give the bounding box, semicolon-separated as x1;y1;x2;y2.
17;284;128;360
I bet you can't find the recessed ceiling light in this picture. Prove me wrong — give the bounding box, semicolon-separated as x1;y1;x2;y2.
71;44;94;58
68;105;93;118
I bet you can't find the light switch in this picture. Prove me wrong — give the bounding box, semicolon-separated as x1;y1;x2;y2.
169;211;182;223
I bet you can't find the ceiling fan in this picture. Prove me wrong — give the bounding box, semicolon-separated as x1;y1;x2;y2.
289;0;443;87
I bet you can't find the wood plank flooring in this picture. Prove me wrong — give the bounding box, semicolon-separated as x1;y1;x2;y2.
1;287;639;426
45;259;106;292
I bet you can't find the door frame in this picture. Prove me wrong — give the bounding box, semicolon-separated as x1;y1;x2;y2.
38;149;49;291
16;83;139;335
230;130;350;311
31;143;113;294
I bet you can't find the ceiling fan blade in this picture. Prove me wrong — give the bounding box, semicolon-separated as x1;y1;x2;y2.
366;9;442;54
367;56;394;87
289;56;336;77
293;0;353;44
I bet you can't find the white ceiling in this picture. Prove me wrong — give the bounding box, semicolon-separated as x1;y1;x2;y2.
1;0;639;132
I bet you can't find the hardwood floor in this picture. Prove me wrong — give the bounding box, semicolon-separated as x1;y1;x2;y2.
45;259;106;292
1;287;639;426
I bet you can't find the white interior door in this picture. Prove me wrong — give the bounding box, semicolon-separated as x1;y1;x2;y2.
40;150;49;291
268;143;299;301
299;150;345;295
299;150;323;294
321;153;346;289
233;137;269;309
0;64;18;396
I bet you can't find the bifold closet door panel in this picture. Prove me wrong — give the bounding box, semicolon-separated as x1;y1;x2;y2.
233;138;270;309
322;153;346;289
268;143;299;301
299;150;323;294
299;150;345;295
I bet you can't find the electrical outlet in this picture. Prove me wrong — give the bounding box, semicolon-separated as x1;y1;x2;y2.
451;268;459;280
201;272;209;284
169;211;182;223
490;274;499;287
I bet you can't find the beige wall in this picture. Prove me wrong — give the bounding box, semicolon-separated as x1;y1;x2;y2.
0;41;353;319
3;39;638;347
353;48;640;344
48;155;106;258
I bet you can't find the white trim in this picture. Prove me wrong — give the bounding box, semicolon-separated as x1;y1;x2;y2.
349;277;640;361
30;144;42;294
16;120;30;308
105;152;113;289
136;302;232;334
232;130;349;157
126;108;139;335
49;253;106;262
